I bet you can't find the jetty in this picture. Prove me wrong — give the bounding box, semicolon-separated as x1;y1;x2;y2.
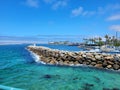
27;45;120;70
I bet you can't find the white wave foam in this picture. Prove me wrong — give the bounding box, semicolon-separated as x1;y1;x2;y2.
26;48;46;64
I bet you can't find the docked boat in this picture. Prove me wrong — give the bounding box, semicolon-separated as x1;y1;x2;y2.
100;45;120;53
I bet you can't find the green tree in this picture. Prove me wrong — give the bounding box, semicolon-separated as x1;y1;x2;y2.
105;34;109;45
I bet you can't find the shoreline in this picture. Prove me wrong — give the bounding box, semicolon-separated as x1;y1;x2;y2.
27;45;120;71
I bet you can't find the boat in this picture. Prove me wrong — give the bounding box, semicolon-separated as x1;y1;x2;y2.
100;45;120;53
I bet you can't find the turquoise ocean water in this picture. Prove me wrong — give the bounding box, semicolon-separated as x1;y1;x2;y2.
0;44;120;90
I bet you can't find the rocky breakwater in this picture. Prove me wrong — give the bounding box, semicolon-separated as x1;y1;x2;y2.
27;46;120;70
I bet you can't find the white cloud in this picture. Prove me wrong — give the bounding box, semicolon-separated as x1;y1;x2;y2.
107;14;120;21
72;7;83;16
43;0;68;10
71;6;96;17
109;25;120;32
24;0;39;8
71;3;120;17
97;3;120;15
52;1;67;10
106;3;120;11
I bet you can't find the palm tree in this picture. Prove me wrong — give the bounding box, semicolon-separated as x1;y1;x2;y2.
98;37;102;42
97;37;104;46
105;35;109;45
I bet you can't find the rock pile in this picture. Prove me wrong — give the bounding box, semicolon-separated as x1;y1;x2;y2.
27;46;120;70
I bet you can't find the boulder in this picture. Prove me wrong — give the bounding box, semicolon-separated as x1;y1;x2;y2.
95;55;101;60
78;60;83;64
76;56;82;61
74;61;79;65
95;64;103;68
69;61;74;65
113;64;120;70
107;65;112;69
82;54;86;58
91;62;96;66
114;56;120;61
49;60;55;64
107;61;114;65
91;58;96;61
86;61;90;65
59;60;64;65
97;61;103;64
63;60;69;65
104;56;114;60
102;61;107;68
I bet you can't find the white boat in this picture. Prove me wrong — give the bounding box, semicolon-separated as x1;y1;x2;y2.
89;48;101;52
100;45;120;53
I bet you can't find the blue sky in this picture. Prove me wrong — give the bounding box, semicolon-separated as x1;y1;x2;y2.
0;0;120;37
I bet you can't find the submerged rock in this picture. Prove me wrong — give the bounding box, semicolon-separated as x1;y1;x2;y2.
82;83;94;90
43;74;51;79
103;88;120;90
103;88;111;90
73;77;79;80
94;76;100;83
112;88;120;90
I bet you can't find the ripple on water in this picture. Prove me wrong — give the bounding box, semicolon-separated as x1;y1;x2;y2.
0;44;120;90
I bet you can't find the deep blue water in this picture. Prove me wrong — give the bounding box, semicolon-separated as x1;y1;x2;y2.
37;44;83;51
0;44;120;90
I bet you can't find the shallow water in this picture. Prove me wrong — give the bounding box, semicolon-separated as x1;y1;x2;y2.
0;44;120;90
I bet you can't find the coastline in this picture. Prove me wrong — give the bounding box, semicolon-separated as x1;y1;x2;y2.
27;45;120;71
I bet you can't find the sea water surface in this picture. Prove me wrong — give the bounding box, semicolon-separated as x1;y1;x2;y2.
0;44;120;90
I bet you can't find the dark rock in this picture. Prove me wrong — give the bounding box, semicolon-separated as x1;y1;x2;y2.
103;88;120;90
102;62;107;68
86;61;90;65
85;83;94;87
43;74;51;79
103;88;111;90
82;83;94;90
112;88;120;90
78;60;83;64
73;77;79;80
94;76;100;83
